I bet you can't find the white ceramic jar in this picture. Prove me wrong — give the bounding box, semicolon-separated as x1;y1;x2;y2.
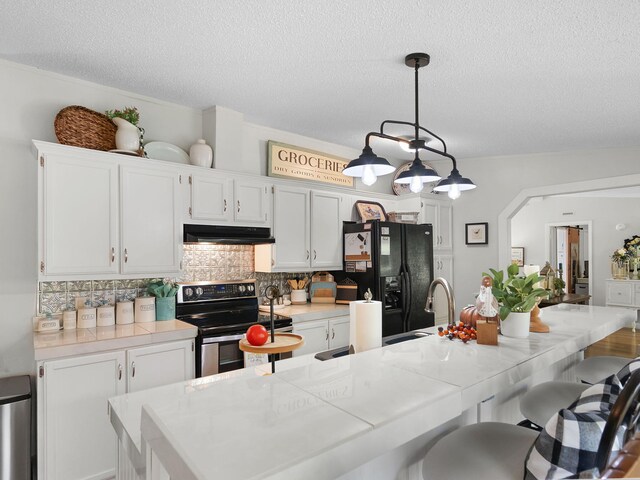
62;310;77;330
291;289;307;305
116;301;134;325
135;296;156;323
189;139;213;167
77;307;97;329
97;305;115;327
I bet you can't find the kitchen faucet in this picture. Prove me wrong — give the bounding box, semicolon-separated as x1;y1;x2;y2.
425;277;456;325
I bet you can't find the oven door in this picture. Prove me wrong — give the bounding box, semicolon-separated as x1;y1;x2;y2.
199;326;293;377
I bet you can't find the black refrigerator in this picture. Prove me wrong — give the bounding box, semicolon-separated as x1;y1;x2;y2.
343;221;435;337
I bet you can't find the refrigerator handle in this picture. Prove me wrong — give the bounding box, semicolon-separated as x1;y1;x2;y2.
404;270;412;329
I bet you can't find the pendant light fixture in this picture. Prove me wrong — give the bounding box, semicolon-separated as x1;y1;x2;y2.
343;53;476;198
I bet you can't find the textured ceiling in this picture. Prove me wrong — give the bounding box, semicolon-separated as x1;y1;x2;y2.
2;1;640;161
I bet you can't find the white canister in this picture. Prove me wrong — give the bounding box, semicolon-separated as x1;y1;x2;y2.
116;301;134;325
97;305;115;327
77;307;97;329
189;139;213;167
135;296;156;323
62;310;77;330
291;289;307;305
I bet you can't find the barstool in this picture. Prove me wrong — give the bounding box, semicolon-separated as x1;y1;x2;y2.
519;381;589;428
575;355;630;385
518;355;630;429
422;370;640;480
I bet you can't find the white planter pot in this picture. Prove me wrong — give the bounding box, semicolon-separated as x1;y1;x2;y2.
112;117;140;152
500;311;530;338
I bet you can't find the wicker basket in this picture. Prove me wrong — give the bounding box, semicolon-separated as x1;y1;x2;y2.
54;105;117;151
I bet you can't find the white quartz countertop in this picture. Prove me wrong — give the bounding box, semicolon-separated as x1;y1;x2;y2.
110;305;634;480
34;320;197;361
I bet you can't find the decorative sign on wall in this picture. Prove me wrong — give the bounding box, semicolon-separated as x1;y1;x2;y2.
267;141;354;187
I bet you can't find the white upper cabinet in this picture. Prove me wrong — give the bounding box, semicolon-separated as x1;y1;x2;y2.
36;141;182;279
189;174;232;222
256;186;345;272
272;185;311;270
421;198;452;251
120;165;181;274
39;149;119;276
234;179;270;225
310;191;343;268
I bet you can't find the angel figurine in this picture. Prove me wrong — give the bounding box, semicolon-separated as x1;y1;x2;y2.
475;276;499;319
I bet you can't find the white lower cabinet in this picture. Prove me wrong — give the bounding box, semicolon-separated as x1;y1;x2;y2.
37;340;194;480
292;315;350;357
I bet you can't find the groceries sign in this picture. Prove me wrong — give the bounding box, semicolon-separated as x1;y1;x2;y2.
267;141;354;187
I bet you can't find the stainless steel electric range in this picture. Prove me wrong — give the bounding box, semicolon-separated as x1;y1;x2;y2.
176;280;293;377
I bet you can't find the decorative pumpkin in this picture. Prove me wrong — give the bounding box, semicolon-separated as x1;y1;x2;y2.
460;304;499;328
460;305;482;328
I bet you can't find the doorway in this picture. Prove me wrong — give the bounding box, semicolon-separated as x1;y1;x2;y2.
546;222;592;297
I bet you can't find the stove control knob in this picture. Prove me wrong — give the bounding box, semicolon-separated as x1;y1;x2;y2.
195;287;204;296
238;285;246;293
248;285;255;293
184;288;194;298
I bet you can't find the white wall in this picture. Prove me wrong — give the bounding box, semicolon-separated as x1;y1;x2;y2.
431;148;640;310
511;196;640;305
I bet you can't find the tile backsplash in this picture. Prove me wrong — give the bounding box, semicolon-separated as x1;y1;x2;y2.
38;279;152;314
38;244;313;313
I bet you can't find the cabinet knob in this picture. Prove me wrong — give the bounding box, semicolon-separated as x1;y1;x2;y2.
331;328;335;339
326;329;329;340
131;361;136;378
314;250;317;260
111;247;115;263
124;248;128;263
118;364;122;380
237;200;241;213
224;199;227;212
306;250;310;260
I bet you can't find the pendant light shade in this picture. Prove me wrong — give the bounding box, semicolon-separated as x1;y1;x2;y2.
393;155;441;193
343;146;396;186
348;52;476;198
432;168;477;199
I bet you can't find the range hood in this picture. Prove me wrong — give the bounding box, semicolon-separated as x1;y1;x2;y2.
183;224;275;245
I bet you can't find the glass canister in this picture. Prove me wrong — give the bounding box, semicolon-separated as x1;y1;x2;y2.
611;260;630;280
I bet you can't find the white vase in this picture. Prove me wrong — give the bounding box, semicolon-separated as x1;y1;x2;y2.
112;117;140;152
500;311;530;338
189;139;213;167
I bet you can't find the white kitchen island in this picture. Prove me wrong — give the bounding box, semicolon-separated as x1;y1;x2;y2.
109;305;634;480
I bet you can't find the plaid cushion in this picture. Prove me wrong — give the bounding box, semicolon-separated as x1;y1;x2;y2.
616;357;640;386
525;374;624;479
568;374;622;413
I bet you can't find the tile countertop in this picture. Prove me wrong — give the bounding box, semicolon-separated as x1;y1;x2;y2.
109;305;634;480
263;302;350;322
34;320;198;361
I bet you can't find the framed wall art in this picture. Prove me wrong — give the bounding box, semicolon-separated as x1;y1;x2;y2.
511;247;525;266
354;201;387;222
465;222;488;245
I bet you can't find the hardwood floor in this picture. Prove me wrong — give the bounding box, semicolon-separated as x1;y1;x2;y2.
585;327;640;359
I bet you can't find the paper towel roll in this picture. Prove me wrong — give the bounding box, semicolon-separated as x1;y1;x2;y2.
349;300;382;353
523;265;541;288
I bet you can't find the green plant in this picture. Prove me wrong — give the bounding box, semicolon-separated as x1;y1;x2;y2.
147;278;178;297
105;106;140;126
483;263;549;320
553;277;566;295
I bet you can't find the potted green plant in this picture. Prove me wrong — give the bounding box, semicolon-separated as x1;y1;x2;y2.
483;263;549;338
105;106;141;152
147;278;178;321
